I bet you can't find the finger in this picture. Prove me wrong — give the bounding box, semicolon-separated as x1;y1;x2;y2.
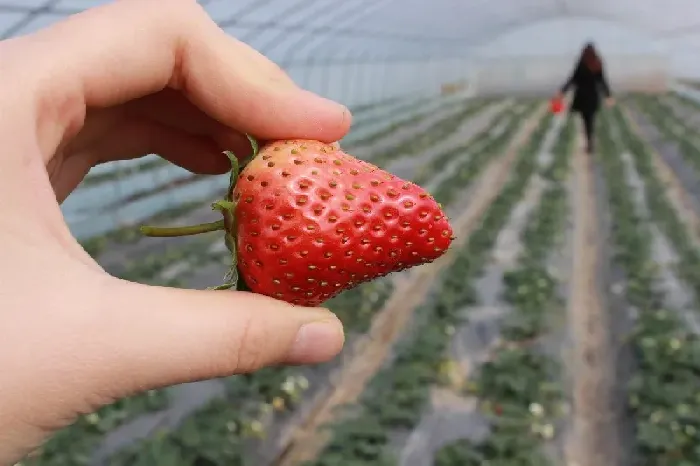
89;276;345;397
124;89;238;139
123;88;260;163
14;0;351;157
50;153;97;203
68;105;254;171
56;109;257;202
86;116;251;175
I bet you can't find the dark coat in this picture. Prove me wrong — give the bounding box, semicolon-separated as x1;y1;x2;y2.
560;62;612;115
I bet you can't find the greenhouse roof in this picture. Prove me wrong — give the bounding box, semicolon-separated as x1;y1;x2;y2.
1;0;699;68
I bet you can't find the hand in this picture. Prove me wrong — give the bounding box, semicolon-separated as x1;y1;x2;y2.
0;0;349;463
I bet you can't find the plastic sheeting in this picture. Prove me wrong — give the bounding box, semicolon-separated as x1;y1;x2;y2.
0;0;696;103
1;0;700;60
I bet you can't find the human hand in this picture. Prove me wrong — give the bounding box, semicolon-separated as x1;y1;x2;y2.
0;0;349;463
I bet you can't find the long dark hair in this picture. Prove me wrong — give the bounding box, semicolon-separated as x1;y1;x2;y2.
577;42;602;73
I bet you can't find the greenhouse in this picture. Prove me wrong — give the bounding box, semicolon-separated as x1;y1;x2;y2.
3;0;700;465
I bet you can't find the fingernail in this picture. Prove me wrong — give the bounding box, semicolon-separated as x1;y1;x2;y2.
288;319;344;364
341;105;352;127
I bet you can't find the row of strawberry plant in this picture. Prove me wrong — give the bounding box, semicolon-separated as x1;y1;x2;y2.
434;112;575;466
345;94;448;139
637;93;698;135
21;390;169;466
598;107;700;465
43;101;517;466
78;196;222;257
668;90;700;115
301;108;554;466
111;236;226;286
427;101;536;204
612;105;700;311
100;104;544;466
654;92;700;148
412;100;529;186
349;94;409;115
366;98;500;168
66;174;220;247
629;94;700;175
349;96;491;152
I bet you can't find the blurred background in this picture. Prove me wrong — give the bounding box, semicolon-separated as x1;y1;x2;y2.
5;0;700;465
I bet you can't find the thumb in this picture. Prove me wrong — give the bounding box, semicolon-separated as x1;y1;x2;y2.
92;277;345;398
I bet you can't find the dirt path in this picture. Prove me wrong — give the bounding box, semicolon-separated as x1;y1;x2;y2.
622;107;700;247
272;103;547;466
565;132;621;466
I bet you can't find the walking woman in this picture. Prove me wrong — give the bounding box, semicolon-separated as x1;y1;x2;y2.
554;42;614;153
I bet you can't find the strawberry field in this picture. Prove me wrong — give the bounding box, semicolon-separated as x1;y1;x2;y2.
26;90;700;466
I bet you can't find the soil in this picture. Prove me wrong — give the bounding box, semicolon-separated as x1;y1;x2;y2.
589;146;637;466
565;132;624;466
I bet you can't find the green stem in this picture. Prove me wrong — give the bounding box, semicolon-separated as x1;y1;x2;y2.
140;220;225;237
212;200;236;212
223;151;240;199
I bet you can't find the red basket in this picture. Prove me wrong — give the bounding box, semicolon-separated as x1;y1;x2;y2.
550;96;564;114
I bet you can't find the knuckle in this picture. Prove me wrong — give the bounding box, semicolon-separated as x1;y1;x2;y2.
229;314;269;374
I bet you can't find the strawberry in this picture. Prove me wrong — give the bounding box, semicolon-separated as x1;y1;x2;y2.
140;136;454;307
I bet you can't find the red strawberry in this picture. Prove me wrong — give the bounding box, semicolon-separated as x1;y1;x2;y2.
140;137;454;307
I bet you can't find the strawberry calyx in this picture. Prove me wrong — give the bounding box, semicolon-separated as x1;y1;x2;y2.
138;135;260;292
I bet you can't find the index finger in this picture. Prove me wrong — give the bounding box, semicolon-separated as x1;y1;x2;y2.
6;0;351;149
